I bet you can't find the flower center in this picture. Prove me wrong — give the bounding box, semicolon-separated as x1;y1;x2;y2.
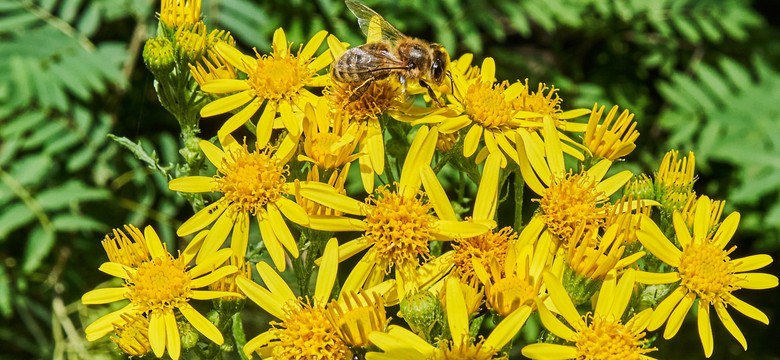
538;173;606;244
215;144;287;216
248;51;312;101
271;303;351;360
488;276;536;317
128;256;191;312
679;243;736;303
363;186;435;268
328;79;402;122
111;313;152;357
452;227;515;283
575;315;655;360
464;80;517;129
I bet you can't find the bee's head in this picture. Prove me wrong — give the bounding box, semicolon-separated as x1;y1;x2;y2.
429;44;450;85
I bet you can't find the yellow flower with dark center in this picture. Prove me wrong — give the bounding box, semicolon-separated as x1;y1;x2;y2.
169;136;309;270
583;103;639;161
326;291;387;348
634;195;778;357
472;218;551;317
297;126;491;298
198;28;333;144
522;270;657;360
368;276;532;360
159;0;201;28
236;238;354;359
82;225;238;360
110;312;151;357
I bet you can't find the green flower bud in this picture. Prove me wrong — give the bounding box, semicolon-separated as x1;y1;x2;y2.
143;37;175;76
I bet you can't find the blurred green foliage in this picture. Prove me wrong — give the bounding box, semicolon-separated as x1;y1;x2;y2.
0;0;778;359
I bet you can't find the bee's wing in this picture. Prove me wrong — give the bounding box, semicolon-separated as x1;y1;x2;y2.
337;46;407;75
345;0;406;42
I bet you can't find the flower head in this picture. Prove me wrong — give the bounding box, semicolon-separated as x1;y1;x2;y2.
199;28;332;144
583;103;639;161
522;270;657;360
169;137;310;270
159;0;201;29
635;195;778;357
110;312;152;357
82;225;238;360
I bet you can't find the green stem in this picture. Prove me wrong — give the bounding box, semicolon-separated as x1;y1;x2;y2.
513;169;524;231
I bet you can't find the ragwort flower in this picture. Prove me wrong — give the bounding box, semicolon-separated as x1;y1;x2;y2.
635;195;778;357
82;225;238;360
169;136;309;270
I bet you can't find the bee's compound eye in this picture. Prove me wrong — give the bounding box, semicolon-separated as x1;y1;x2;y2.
431;57;445;83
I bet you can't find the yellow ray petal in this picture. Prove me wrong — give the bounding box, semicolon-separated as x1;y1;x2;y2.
98;262;132;279
199;140;224;168
84;303;135;341
278;100;300;136
179;303;224;345
191;265;238;289
258;217;286;271
634;270;680;285
218;98;262;143
663;293;695;339
543;115;565;175
169;176;215;193
296;181;365;215
256;101;278;149
200;90;254;117
672;211;692;248
276;196;310;225
82;287;127;305
201;79;250;94
543;271;582;328
463;124;483;157
190;290;241;299
149;311;166;358
697;301;713;358
713;302;747;350
521;343;578;359
342;250;377;293
366;118;385;175
267;204;299;258
610;269;636;320
595;270;617;317
308;215;367;232
244;331;276;358
693;195;712;238
256;261;296;302
473;153;501;221
214;42;252;73
190;247;233;278
144;225;166;259
272;28;288;57
648;286;686;331
595;170;633;197
712;212;740;249
433;220;489;239
534;297;576;341
736;273;779;290
196;211;235;264
314;238;339;305
445;277;469;341
231;211;250;260
480;57;496;83
420;166;456;221
164;310;181;360
235;276;287;320
300;30;328;61
483;305;532;350
335;238;372;262
725;293;768;324
177;200;227;236
733;254;774;272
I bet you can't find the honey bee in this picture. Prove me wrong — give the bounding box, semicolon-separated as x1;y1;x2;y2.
332;0;451;106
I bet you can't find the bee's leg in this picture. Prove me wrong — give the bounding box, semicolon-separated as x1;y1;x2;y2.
349;78;375;102
419;79;444;107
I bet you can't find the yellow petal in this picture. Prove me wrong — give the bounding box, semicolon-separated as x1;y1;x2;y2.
256;261;296;302
637;215;682;267
463;124;483;157
595;270;617;317
231;211;250;260
215;42;251;73
610;269;635;320
480;57;496;83
244;331;276;358
595;170;633;197
190;290;241;300
559;108;591;120
300;30;328;61
267;204;299;258
634;270;680;285
693;195;712;238
648;286;686;331
149;311;166;358
84;304;134;341
521;343;578;359
191;265;237;289
366;118;385;175
201;79;250;94
276;197;310;225
433;220;489;239
733;254;774;272
278;100;300;136
256;101;278;149
308;215;367;232
473;153;501;221
673;211;692;248
179;303;224;345
515;132;547;196
342;250;377;293
326;34;347;59
534;297;577;341
712;211;740;249
177;199;227;236
272;28;287;57
543;115;565;175
169;176;214;193
420;166;457;221
196;211;234;264
663;293;695;339
164;310;181;360
218;98;262;143
314;238;339;305
199;140;224;167
236;276;287;320
259;217;286;271
484;305;532;350
697;301;713;358
296;181;365;215
144;225;166;259
543;271;582;328
445;277;469;341
82;287;126;304
98;262;132;279
736;273;779;290
200;90;253;117
725;293;768;324
713;302;747;350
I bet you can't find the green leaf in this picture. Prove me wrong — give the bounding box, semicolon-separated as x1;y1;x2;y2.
51;214;107;232
0;203;35;240
9;154;52;187
77;3;102;37
36;181;110;211
0;264;10;318
22;226;56;274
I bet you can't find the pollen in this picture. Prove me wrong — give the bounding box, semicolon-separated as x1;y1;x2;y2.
575;314;655;360
363;186;435;269
328;79;402;122
452;227;515;283
127;255;191;312
464;80;517;129
214;143;288;216
537;173;607;244
248;47;312;101
111;313;152;357
271;303;351;360
679;243;736;304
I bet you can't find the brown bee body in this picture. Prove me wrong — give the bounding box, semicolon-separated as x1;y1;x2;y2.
333;0;450;104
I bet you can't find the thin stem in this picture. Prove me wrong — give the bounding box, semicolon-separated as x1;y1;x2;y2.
513;169;524;231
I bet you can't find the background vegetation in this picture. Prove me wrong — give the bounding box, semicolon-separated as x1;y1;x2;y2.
0;0;778;358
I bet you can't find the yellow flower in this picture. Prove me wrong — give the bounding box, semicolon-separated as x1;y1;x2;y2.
298;97;363;171
159;0;201;28
522;270;657;360
326;290;388;348
653;150;697;213
168;137;310;270
429;57;588;167
635;195;779;357
236;238;353;359
198;28;333;144
110;312;152;357
472;218;552;317
81;225;238;360
368;276;532;360
583;103;639;161
298;126;491;298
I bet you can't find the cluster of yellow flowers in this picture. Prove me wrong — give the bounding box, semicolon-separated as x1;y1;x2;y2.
82;0;777;359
